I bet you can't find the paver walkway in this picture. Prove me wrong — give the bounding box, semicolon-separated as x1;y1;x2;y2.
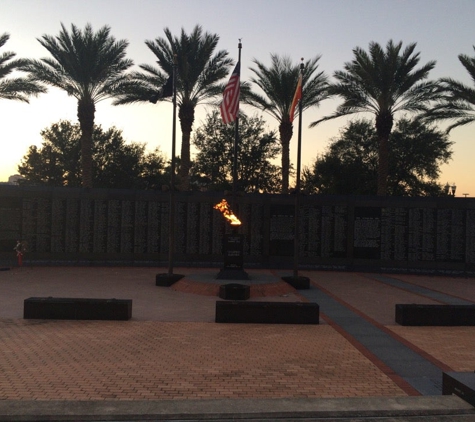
0;266;474;403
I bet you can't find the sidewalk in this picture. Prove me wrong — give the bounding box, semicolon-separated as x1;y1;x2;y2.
0;266;474;419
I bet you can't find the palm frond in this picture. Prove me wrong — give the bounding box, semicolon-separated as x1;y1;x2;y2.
25;23;133;102
248;54;328;123
421;46;475;131
0;32;46;102
310;40;436;128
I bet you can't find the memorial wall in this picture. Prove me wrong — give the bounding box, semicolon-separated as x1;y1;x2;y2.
1;185;474;274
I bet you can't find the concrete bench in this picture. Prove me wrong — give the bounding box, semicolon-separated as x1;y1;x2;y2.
443;372;475;406
215;300;319;324
24;297;132;321
395;304;475;326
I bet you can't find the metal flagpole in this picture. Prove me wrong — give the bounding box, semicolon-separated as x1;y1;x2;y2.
156;54;183;286
168;55;178;277
232;40;242;209
282;58;309;289
293;59;304;278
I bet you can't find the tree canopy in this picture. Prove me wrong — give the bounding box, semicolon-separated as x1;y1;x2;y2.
191;110;281;193
311;40;438;195
302;118;452;196
17;120;168;189
23;23;134;188
246;54;329;193
113;25;233;190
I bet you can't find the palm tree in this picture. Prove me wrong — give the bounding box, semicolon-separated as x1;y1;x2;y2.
423;46;475;132
0;33;45;101
311;40;438;196
246;55;329;193
23;23;133;188
114;25;233;190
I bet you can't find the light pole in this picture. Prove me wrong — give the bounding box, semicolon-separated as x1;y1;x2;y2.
444;182;457;196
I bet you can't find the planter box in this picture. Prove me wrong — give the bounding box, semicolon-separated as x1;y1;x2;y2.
24;297;132;321
395;304;475;326
215;300;319;324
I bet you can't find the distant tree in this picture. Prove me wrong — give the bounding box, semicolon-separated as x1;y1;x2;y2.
17;121;168;189
246;55;329;193
23;23;134;188
311;40;439;195
191;110;281;193
302;118;452;196
113;25;233;190
0;32;45;101
422;45;475;132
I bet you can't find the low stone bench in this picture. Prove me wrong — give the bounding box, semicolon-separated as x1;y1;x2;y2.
215;300;319;324
219;283;250;300
24;297;132;321
395;304;475;326
443;372;475;406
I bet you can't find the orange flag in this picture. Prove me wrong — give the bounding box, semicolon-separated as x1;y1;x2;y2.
289;74;302;123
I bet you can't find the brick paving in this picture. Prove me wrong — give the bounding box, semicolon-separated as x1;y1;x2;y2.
0;267;474;401
0;320;405;400
389;326;475;372
303;271;475;376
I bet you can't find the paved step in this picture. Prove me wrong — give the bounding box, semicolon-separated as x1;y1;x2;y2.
0;396;473;421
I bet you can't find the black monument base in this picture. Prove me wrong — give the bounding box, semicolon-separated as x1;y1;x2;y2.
395;304;475;326
155;273;184;287
215;300;319;324
216;268;250;280
281;275;310;290
443;372;475;406
24;297;132;320
219;283;250;300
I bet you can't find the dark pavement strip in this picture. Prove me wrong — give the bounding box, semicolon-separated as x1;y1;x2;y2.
368;274;475;305
298;285;443;396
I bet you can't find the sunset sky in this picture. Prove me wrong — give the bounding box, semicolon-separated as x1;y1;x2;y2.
1;0;474;195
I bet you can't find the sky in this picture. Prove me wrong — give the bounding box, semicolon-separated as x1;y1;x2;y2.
0;0;474;196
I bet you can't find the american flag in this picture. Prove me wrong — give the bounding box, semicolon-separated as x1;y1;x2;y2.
220;62;240;124
289;74;302;123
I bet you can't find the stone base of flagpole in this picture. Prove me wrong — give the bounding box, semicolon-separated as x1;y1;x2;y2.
281;275;310;290
155;273;184;287
216;268;249;281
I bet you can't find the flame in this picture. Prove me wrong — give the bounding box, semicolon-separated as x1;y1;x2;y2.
214;199;242;226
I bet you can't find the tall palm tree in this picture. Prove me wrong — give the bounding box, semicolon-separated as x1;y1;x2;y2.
23;23;133;188
311;40;438;196
0;33;45;101
246;55;329;193
423;46;475;132
114;25;233;190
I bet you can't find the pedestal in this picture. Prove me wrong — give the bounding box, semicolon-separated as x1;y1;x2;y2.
217;233;249;280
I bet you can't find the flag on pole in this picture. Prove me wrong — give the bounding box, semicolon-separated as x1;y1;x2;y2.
289;74;302;123
149;75;173;103
220;61;240;124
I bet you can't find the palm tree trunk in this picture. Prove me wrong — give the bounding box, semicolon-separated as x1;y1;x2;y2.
279;121;293;194
375;111;393;196
178;103;195;191
78;99;96;189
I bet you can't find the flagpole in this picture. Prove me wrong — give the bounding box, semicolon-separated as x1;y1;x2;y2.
168;55;178;276
232;40;242;208
282;58;309;289
156;54;183;286
293;59;304;278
